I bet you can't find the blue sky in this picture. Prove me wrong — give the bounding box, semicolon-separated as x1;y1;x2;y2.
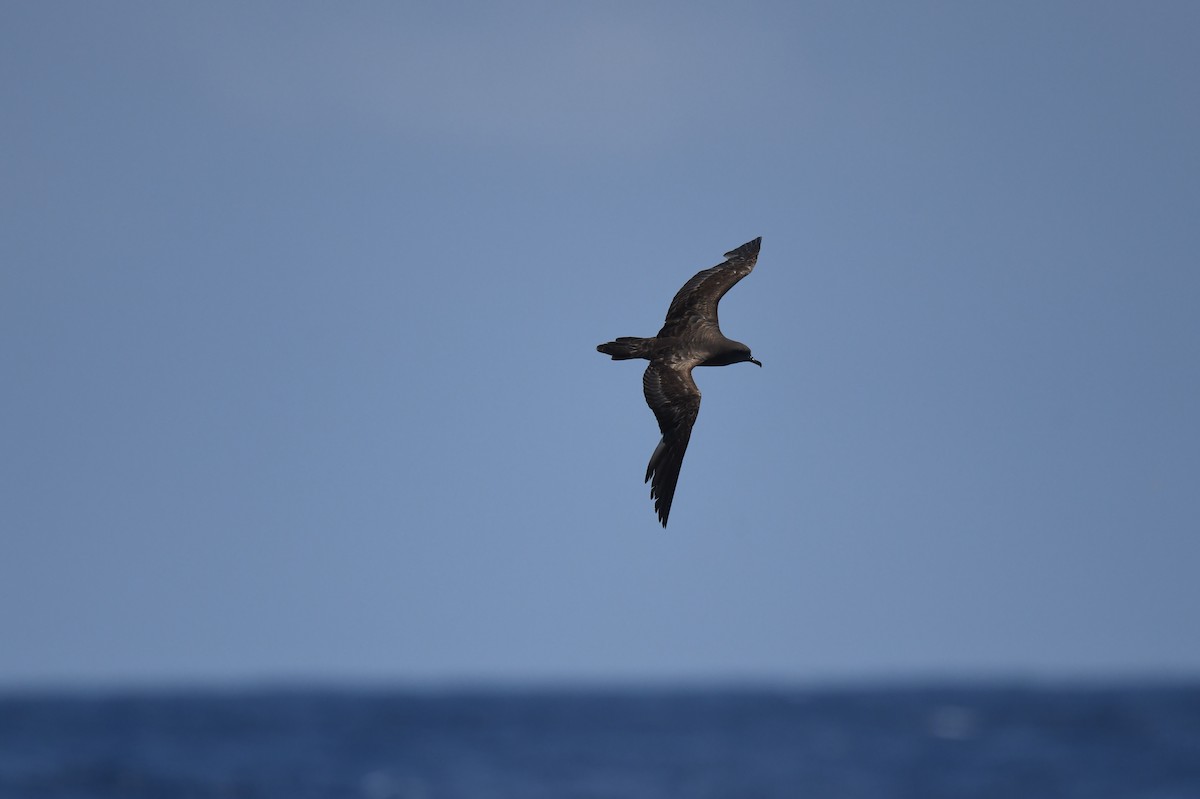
3;2;1198;686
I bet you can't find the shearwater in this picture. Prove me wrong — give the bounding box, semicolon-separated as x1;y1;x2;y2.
597;237;763;526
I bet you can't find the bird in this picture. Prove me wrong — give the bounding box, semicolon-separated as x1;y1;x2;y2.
597;237;763;526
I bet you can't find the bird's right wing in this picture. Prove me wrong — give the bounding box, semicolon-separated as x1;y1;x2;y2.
657;237;761;338
642;361;702;527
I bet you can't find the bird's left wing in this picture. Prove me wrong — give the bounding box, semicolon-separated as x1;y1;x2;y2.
642;361;702;526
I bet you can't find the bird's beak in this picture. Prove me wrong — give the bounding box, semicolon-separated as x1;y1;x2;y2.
750;358;762;367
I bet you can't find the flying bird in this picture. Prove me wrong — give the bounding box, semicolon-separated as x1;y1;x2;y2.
597;237;763;526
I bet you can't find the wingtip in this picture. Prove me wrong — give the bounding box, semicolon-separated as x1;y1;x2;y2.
724;237;762;260
654;496;671;527
651;486;673;527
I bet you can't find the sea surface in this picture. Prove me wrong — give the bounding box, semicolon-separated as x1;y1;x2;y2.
2;683;1198;798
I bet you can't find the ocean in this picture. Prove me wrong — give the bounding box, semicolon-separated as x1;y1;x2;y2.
1;684;1198;798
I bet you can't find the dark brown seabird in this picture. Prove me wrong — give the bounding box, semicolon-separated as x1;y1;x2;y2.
597;237;762;526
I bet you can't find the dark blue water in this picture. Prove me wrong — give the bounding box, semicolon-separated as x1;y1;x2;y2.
2;684;1198;798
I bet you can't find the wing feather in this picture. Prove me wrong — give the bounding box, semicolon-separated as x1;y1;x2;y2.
642;362;702;527
657;237;760;338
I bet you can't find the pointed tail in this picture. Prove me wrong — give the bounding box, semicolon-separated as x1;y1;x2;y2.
597;336;654;361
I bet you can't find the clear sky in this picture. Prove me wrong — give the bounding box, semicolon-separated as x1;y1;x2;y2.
3;2;1198;687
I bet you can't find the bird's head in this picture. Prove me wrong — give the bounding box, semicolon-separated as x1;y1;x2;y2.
704;341;762;367
733;342;762;367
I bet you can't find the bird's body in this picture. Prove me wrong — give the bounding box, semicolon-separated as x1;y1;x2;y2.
597;237;762;526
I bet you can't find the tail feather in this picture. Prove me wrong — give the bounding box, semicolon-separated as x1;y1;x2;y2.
597;336;653;360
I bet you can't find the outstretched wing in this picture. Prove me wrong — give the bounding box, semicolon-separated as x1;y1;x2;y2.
642;361;702;527
657;237;761;338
